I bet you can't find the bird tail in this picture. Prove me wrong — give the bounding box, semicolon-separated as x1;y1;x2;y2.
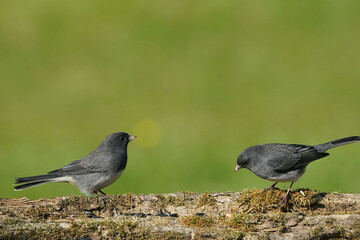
14;174;59;191
314;136;360;152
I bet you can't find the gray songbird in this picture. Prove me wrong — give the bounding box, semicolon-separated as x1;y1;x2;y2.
14;132;136;198
235;136;360;205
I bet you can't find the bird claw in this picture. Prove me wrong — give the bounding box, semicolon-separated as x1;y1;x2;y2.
95;190;115;207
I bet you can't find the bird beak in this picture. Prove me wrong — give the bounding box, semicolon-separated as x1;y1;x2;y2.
234;164;241;172
129;135;136;141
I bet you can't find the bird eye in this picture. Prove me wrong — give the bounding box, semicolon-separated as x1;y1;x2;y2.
244;158;250;165
119;136;125;140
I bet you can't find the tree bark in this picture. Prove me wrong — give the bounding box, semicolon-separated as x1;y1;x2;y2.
1;189;360;239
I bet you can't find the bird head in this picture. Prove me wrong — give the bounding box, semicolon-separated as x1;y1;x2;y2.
235;151;251;172
104;132;136;148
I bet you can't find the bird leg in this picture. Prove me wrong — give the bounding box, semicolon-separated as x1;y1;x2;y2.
95;190;111;205
95;190;118;211
278;182;294;207
98;190;107;197
262;182;278;193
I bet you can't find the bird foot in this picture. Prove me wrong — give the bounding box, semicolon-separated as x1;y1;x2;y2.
262;186;274;193
277;185;293;208
95;191;114;207
277;194;289;207
276;182;294;208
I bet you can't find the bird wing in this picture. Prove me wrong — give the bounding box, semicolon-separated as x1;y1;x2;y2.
48;148;124;175
48;158;104;176
267;144;329;173
79;153;110;172
290;144;329;169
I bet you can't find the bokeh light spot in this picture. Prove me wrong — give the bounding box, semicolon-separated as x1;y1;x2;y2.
132;119;162;148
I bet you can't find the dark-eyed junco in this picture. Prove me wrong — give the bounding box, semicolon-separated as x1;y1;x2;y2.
235;136;359;205
14;132;136;198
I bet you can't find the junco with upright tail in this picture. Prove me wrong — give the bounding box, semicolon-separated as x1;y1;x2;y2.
235;136;359;205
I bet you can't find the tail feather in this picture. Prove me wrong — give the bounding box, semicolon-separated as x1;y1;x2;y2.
14;174;58;184
14;174;60;191
14;180;50;191
314;136;360;152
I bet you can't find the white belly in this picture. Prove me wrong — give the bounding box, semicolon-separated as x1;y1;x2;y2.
95;170;124;191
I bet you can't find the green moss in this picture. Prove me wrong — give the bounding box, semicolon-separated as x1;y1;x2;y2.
164;195;176;205
256;233;271;240
333;224;345;237
324;217;335;224
196;192;216;208
278;225;287;233
237;188;317;213
151;193;191;209
311;224;347;239
237;189;282;213
311;226;323;237
84;219;136;233
112;193;141;209
0;216;149;240
180;215;214;228
266;213;287;233
150;192;196;209
70;218;150;239
153;194;178;208
351;220;360;238
177;191;195;207
0;218;25;226
221;231;246;240
160;231;189;239
227;214;257;232
0;219;79;240
289;189;317;209
59;196;99;208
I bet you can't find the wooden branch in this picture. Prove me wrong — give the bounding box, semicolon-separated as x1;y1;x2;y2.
1;189;360;239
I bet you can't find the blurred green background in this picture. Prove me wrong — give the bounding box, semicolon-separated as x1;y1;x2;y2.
1;1;359;199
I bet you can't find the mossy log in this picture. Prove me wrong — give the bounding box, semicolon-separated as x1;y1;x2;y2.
1;189;360;239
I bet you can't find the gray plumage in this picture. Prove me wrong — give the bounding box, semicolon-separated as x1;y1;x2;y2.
235;136;360;204
14;132;136;197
